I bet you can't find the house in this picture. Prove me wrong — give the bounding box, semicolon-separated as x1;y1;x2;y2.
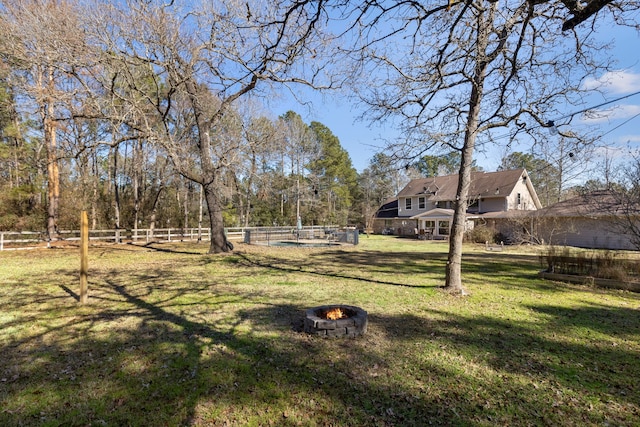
373;168;542;238
531;190;640;250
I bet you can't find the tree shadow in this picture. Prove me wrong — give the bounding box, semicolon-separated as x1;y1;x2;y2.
59;284;80;302
234;251;438;289
129;241;206;255
2;246;638;425
0;270;480;426
372;303;640;412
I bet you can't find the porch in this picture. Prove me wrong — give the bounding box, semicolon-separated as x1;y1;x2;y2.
410;208;454;241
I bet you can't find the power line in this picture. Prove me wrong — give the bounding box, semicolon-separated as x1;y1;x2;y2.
491;89;640;141
396;90;640;170
598;110;640;139
551;89;640;123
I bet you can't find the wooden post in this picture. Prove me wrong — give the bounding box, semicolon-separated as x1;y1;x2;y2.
80;210;89;304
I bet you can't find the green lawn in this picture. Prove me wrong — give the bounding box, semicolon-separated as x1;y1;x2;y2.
1;236;639;426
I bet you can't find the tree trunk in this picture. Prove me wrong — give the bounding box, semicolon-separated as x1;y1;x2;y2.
243;150;258;228
443;26;490;295
91;152;98;229
198;184;204;242
444;137;476;295
149;186;163;240
183;180;189;230
132;139;143;238
110;146;121;242
45;67;59;241
45;113;59;240
203;180;231;253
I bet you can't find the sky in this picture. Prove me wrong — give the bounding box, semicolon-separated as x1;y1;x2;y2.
270;13;640;175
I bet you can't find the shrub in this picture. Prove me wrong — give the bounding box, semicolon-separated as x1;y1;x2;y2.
465;225;497;244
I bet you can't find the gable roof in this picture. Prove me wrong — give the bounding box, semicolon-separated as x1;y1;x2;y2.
398;168;535;202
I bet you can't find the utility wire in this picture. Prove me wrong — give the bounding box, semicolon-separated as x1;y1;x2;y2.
395;90;640;171
598;110;640;140
488;89;640;143
551;89;640;123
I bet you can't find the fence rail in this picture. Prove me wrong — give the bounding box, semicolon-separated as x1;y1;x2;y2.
0;226;340;251
0;227;216;251
243;226;358;246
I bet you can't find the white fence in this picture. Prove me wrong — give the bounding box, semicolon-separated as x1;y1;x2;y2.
0;227;228;251
0;226;337;251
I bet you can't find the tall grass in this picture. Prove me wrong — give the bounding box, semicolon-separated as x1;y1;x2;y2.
539;245;640;282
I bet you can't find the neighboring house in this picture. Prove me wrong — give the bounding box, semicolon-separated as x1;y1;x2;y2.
373;168;542;238
531;190;640;250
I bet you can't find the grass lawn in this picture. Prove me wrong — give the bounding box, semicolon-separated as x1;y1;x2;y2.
1;236;639;426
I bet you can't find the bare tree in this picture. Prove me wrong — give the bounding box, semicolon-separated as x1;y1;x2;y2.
0;0;92;239
279;111;318;224
332;0;639;293
582;156;640;250
236;113;278;227
84;0;336;253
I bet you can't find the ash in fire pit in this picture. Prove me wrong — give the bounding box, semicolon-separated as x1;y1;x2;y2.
304;304;367;338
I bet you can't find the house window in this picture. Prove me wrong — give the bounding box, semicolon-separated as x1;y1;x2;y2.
517;193;522;205
405;198;412;210
438;220;450;235
419;197;426;209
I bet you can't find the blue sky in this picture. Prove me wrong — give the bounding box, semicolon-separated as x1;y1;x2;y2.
271;17;640;175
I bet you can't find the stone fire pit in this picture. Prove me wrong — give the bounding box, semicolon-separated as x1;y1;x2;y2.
304;304;368;338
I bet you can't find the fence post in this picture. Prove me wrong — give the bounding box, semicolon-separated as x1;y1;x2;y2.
80;211;89;304
0;232;3;251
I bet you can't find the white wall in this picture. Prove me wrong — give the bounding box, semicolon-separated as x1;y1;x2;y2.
507;178;537;210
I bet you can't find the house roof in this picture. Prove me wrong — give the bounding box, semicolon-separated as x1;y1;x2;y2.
467;210;533;220
410;208;455;220
534;190;640;218
397;168;531;201
375;198;399;218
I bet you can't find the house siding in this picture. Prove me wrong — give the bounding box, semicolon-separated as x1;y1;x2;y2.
538;217;636;250
374;218;417;236
479;197;505;213
507;178;537;211
483;215;636;250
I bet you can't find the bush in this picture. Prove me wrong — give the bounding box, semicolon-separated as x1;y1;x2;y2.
465;225;497;244
0;214;20;231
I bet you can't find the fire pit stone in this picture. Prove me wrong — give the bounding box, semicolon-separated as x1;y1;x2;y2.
304;304;368;338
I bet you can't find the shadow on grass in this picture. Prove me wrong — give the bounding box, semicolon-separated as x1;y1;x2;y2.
235;250;440;289
59;284;80;302
371;304;640;418
130;241;206;255
1;246;639;425
0;274;464;425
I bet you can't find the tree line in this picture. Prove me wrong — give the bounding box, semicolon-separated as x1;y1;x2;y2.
0;84;402;236
0;1;375;246
1;0;638;294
